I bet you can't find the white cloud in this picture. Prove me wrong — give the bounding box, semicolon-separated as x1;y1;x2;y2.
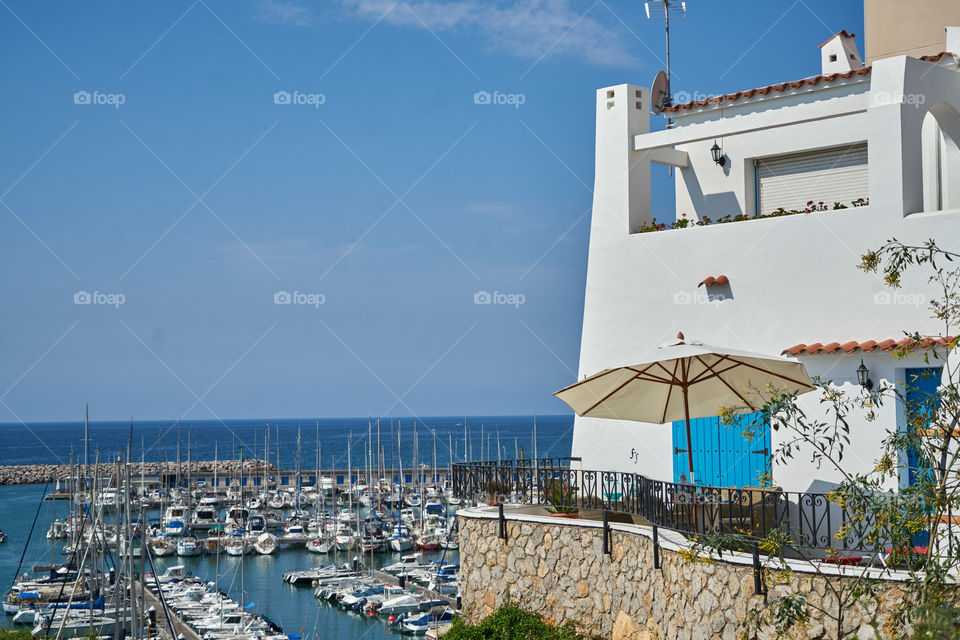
343;0;641;67
257;0;313;26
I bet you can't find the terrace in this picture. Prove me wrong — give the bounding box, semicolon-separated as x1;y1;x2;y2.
452;457;960;564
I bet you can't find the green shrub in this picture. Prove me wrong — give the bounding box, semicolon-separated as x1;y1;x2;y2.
444;605;586;639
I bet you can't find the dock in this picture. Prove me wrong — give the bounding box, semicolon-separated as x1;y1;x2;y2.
368;570;458;609
137;579;202;640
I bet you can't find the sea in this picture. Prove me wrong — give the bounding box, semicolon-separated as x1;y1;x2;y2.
0;415;574;638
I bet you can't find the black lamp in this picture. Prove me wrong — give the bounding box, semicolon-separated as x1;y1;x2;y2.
710;140;725;167
856;359;873;390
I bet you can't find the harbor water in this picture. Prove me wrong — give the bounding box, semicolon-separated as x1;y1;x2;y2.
0;415;573;638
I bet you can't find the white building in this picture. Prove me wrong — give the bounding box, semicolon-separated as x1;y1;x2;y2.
569;27;960;494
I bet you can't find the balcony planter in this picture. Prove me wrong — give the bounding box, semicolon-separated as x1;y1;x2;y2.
544;480;579;518
485;482;508;507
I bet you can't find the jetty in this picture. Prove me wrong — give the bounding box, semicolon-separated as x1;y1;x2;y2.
368;569;458;609
137;578;202;640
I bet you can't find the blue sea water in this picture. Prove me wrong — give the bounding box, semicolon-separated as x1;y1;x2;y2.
0;415;573;637
0;415;574;469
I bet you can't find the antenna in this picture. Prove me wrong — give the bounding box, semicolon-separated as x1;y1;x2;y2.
645;0;686;125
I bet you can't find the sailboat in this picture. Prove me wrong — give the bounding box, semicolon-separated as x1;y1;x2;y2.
224;534;250;557
253;532;278;555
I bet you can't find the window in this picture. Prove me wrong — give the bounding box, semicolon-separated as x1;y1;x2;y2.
756;143;868;215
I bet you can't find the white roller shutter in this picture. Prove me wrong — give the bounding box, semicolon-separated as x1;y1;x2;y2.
757;143;868;215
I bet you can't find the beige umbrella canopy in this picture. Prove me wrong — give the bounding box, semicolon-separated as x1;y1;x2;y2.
554;332;815;483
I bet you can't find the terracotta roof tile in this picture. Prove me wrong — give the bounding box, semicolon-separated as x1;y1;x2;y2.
698;274;729;288
663;52;955;114
783;337;956;356
818;30;855;49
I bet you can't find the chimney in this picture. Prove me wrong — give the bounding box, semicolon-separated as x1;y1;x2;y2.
819;30;864;75
947;27;960;55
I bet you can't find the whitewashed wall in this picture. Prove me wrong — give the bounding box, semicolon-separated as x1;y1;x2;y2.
571;54;960;494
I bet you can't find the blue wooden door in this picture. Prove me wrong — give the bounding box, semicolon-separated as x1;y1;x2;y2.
673;412;770;486
905;367;942;486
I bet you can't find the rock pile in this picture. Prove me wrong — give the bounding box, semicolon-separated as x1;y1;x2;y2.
0;459;276;486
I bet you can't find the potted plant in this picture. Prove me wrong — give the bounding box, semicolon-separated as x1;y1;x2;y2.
485;481;507;506
544;480;580;518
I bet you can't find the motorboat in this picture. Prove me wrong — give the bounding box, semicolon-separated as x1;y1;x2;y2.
176;535;203;557
383;553;430;575
164;520;186;537
401;609;456;634
157;565;189;583
424;498;445;516
281;522;308;546
248;515;267;533
191;507;219;529
377;592;425;617
415;534;440;551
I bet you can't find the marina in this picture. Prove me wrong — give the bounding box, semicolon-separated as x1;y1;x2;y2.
0;416;572;639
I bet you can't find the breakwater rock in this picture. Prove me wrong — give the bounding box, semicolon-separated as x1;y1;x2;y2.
0;459;276;486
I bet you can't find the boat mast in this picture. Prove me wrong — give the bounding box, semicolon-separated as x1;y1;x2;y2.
296;426;302;515
177;417;182;496
315;422;321;533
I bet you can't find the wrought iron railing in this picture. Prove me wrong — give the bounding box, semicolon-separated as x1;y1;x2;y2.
451;459;958;558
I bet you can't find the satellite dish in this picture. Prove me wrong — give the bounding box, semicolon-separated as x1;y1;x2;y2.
651;70;669;114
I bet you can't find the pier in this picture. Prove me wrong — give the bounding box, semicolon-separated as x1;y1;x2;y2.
137;579;202;640
367;569;458;609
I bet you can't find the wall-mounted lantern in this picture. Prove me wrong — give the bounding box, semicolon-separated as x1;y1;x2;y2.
710;140;726;167
856;359;873;390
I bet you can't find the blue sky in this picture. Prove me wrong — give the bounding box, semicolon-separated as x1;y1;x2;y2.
0;0;863;422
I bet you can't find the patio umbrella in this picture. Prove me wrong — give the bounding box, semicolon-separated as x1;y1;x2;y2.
554;332;815;483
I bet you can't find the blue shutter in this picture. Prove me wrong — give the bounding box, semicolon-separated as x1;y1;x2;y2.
905;367;942;486
673;412;770;487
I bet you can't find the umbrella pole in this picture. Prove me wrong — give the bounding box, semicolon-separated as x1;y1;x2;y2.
683;386;695;485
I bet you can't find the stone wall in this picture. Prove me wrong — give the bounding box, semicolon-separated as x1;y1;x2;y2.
459;510;908;640
0;460;275;486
